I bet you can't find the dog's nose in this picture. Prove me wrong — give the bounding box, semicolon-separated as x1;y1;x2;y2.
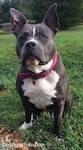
26;41;36;49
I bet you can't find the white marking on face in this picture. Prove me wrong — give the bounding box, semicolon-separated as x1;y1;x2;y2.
26;26;38;44
32;27;36;39
27;38;38;44
22;71;60;109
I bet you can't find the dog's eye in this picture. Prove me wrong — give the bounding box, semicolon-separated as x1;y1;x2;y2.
20;35;26;41
19;35;27;46
42;34;48;39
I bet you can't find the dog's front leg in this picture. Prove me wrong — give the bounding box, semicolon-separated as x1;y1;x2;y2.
20;97;33;130
53;100;65;138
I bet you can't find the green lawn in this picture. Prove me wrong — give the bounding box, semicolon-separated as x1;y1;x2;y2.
0;25;83;150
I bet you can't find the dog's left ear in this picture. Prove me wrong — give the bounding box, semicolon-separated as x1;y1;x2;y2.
10;8;26;36
42;3;60;34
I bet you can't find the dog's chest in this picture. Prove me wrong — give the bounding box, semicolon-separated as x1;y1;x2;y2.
21;71;60;109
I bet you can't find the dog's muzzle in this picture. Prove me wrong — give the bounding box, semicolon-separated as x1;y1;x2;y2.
21;40;46;66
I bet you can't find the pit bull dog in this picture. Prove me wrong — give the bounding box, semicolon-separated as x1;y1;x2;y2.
10;3;73;139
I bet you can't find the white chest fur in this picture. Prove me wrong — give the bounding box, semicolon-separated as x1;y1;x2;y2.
21;70;60;109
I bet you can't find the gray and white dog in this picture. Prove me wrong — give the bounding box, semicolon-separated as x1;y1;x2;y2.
10;3;73;139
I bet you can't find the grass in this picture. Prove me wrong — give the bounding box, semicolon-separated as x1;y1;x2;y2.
0;25;83;150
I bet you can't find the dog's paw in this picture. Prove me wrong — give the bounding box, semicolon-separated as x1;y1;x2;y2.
55;136;64;142
19;121;32;130
55;133;65;142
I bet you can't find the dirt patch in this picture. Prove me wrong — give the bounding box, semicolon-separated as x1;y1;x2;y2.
0;126;30;150
0;125;40;150
0;84;7;95
0;89;7;95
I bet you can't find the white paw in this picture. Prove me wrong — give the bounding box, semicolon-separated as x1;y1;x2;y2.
55;136;64;142
19;121;32;130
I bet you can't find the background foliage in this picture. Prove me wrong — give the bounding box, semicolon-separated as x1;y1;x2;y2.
0;0;83;29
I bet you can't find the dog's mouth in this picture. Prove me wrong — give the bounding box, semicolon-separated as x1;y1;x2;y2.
22;55;46;67
25;56;40;66
21;54;55;74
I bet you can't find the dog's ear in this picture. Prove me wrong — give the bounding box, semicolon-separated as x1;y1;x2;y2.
10;8;26;36
42;3;60;34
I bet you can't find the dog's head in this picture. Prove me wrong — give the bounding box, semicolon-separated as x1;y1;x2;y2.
10;4;59;69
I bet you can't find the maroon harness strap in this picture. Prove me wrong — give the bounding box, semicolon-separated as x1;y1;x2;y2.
20;53;59;80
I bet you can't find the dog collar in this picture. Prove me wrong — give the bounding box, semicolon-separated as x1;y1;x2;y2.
20;52;59;80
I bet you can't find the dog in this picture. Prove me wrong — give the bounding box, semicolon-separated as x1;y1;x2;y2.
10;3;73;139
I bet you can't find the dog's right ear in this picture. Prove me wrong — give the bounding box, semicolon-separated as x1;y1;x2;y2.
10;8;26;36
